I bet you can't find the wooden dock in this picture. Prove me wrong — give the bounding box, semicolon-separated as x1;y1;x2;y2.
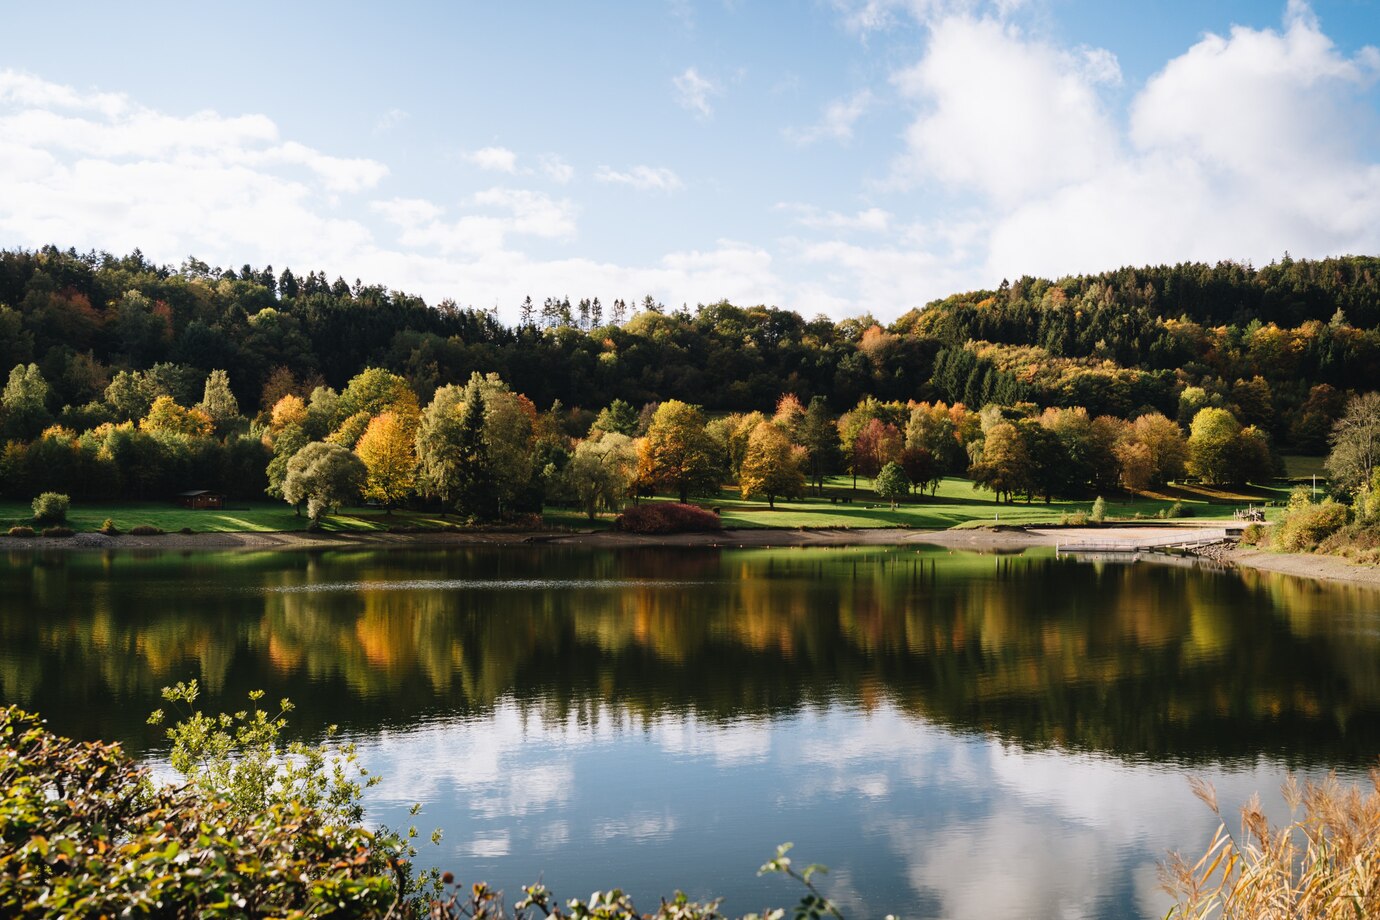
1055;528;1236;557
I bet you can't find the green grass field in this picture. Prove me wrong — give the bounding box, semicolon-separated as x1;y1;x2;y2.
0;475;1293;536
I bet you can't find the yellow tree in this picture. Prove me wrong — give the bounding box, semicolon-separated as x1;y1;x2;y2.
354;411;416;509
739;421;804;508
140;395;214;438
636;400;720;503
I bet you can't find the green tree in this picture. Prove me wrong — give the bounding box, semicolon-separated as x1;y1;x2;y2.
562;432;638;520
798;397;840;495
1326;392;1380;494
454;379;498;520
636;400;720;503
282;441;367;524
739;421;804;508
1188;407;1243;485
196;369;241;434
874;461;910;510
1;363;50;440
591;398;639;437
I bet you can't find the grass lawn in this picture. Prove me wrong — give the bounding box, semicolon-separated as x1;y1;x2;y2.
544;475;1290;531
0;500;469;534
1;475;1292;536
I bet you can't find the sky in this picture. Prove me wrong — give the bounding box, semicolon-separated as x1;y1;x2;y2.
1;0;1379;322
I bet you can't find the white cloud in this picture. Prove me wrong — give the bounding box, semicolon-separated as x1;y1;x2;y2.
673;67;719;117
538;153;574;184
779;203;893;233
890;15;1120;201
787;89;874;145
463;145;519;173
595;164;685;192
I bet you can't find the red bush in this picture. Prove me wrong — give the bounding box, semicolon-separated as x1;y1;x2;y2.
614;503;722;534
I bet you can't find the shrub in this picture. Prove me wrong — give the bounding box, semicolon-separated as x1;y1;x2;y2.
179;527;194;535
1274;498;1349;553
98;518;120;535
41;526;74;538
1166;500;1188;519
1060;511;1089;526
614;503;723;534
1090;496;1107;523
30;491;69;524
7;526;35;538
128;524;164;536
1239;522;1265;546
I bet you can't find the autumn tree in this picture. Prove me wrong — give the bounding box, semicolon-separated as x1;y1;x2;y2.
141;396;214;438
1130;413;1187;485
2;363;51;440
354;412;417;509
637;400;719;503
738;421;804;508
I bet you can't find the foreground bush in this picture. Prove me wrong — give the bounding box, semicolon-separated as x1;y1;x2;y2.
615;503;723;534
128;524;164;536
1274;499;1348;553
1163;770;1380;919
0;705;404;918
30;492;68;524
7;526;34;538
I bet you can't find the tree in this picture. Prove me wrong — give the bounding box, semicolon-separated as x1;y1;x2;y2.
636;400;719;503
1187;407;1269;486
281;441;366;524
969;421;1029;503
852;418;902;481
338;367;416;419
563;432;637;520
900;445;942;495
415;383;467;511
454;378;498;520
1326;392;1380;494
739;421;804;508
874;461;910;510
354;412;417;509
1130;413;1187;485
590;398;638;437
2;363;51;439
797;397;839;495
141;395;214;438
196;369;241;434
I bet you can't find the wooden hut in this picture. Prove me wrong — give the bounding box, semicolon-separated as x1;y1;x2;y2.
176;490;225;510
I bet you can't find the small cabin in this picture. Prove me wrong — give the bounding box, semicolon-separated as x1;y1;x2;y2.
177;490;225;510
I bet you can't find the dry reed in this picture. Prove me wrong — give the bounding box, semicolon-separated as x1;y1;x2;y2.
1162;769;1380;919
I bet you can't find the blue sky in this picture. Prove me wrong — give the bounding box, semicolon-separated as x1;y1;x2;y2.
2;0;1378;320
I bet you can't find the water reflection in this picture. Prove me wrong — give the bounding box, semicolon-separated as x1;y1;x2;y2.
2;546;1379;918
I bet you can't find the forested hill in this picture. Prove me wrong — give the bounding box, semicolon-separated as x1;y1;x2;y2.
3;246;1379;451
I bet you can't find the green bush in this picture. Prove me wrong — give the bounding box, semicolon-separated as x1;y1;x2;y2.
30;492;69;524
7;526;35;538
1166;501;1187;519
128;524;164;536
1274;499;1349;553
98;519;120;535
1090;496;1107;523
40;526;74;538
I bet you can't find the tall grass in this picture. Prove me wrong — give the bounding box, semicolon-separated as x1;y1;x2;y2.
1163;769;1380;919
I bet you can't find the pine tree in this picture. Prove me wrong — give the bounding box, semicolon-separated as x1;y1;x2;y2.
519;296;535;328
455;380;498;520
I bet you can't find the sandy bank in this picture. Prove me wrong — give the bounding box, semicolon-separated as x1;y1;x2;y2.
1227;546;1380;588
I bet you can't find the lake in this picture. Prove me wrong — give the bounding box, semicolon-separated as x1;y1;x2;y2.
2;544;1378;918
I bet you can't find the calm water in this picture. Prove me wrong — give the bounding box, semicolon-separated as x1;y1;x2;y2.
3;545;1380;918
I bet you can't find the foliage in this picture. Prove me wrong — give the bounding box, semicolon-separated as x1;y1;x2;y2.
282;441;368;524
141;394;214;438
1325;392;1380;495
355;412;417;509
0;704;405;919
615;502;722;534
739;421;805;508
873;462;910;510
30;491;69;524
1162;770;1380;919
40;526;74;538
561;432;637;520
637;401;721;504
128;523;164;535
98;517;119;535
1090;496;1107;523
1273;497;1349;553
7;525;34;538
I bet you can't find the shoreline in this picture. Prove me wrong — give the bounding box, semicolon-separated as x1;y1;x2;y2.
5;524;1377;589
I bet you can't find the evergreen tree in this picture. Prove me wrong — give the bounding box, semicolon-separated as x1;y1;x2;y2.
455;380;498;520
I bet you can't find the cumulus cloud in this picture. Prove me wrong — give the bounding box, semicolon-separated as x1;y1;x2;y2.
787;89;874;145
673;67;719;117
463;145;519;173
594;164;685;192
538;153;574;184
